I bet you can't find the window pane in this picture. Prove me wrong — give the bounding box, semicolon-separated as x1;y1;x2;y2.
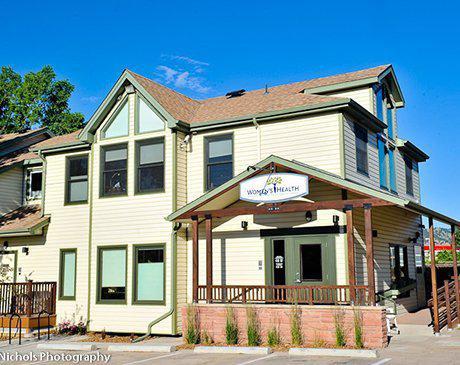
69;157;88;179
378;138;388;188
387;106;394;140
136;248;164;301
140;142;164;165
69;181;88;202
100;248;126;301
300;244;322;281
209;138;232;163
104;102;129;138
139;165;164;192
405;157;413;195
30;172;42;199
105;148;127;167
138;98;164;133
104;170;127;194
389;149;397;192
208;162;232;189
355;125;368;174
62;251;76;297
376;87;383;120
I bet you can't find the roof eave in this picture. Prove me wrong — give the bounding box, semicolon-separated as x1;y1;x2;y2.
0;216;50;238
396;139;430;162
378;66;405;108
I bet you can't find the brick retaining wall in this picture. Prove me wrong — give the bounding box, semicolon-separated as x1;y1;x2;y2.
182;304;387;349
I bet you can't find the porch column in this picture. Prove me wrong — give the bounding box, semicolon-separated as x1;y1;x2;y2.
206;215;213;303
429;217;440;333
192;216;199;303
364;204;376;305
450;225;460;323
345;206;356;303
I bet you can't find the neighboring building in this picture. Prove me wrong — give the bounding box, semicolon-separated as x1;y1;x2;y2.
0;65;457;338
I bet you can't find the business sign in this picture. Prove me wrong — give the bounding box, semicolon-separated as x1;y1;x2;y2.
240;173;308;203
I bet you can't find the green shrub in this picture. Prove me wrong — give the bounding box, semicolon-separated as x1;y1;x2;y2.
185;304;200;344
201;329;213;345
290;305;302;346
354;307;364;349
267;326;281;347
334;309;346;347
246;307;261;346
225;307;239;345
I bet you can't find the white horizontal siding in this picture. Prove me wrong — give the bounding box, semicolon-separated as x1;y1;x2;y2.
325;87;373;112
0;167;23;216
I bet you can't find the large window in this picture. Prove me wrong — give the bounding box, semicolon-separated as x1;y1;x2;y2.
404;156;414;196
375;86;384;120
59;249;77;300
136;138;164;193
354;124;368;175
133;244;165;304
137;96;164;134
66;155;88;203
97;246;127;303
300;244;322;282
26;169;43;200
389;244;409;289
101;100;129;139
205;134;233;190
101;144;128;197
386;101;394;140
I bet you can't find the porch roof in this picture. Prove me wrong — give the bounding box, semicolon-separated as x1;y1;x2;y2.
167;155;459;226
0;205;50;237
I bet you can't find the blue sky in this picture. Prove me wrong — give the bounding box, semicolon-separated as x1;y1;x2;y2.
2;1;459;219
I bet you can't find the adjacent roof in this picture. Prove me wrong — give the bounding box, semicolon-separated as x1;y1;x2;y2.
166;155;459;226
0;128;48;146
396;138;430;162
31;129;86;152
0;149;38;171
0;205;49;237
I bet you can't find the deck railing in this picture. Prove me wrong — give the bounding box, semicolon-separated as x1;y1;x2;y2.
197;285;370;306
428;279;458;331
0;282;57;316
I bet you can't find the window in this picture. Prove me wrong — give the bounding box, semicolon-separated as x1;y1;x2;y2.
300;244;322;281
101;144;128;196
389;244;410;289
378;137;388;189
133;245;165;304
386;102;394;140
375;86;384;120
97;246;127;303
26;170;42;200
205;134;233;190
388;148;397;193
59;249;77;300
136;139;164;193
404;156;414;196
66;155;88;203
102;100;129;139
137;97;164;133
354;124;368;175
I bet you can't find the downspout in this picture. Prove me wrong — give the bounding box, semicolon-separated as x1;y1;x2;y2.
133;129;179;342
86;144;95;329
37;150;46;217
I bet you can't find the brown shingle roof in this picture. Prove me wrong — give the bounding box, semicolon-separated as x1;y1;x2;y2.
0;205;49;235
31;129;83;150
129;65;390;125
0;128;47;146
0;149;38;170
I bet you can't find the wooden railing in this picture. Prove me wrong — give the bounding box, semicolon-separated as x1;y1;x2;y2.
197;285;370;306
428;280;458;331
0;282;57;316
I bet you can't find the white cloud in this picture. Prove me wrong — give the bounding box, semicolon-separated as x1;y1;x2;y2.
81;96;100;103
162;54;209;67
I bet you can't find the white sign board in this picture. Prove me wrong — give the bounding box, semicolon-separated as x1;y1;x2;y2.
239;173;308;203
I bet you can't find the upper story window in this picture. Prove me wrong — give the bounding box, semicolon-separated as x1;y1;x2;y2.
354;124;368;175
136;97;164;134
26;169;42;200
388;148;397;193
375;85;396;140
386;100;395;140
101;99;129;139
404;155;414;196
375;86;384;120
136;138;165;193
205;134;233;190
66;155;88;204
378;137;388;189
101;144;128;197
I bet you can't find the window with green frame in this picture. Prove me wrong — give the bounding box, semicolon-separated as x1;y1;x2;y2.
378;136;388;189
137;96;164;133
133;244;165;304
205;134;233;190
101;99;129;139
101;144;128;197
66;155;88;203
135;138;164;193
59;249;77;300
97;246;127;303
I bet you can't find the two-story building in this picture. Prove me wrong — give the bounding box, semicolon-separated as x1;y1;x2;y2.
0;64;457;343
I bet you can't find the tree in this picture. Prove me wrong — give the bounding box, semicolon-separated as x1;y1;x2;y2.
0;65;84;135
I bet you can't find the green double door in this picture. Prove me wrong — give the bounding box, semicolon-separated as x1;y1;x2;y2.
266;235;336;286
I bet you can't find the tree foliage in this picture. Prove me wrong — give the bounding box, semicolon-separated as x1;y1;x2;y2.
0;65;84;135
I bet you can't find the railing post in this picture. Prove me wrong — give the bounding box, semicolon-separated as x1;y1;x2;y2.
26;280;33;318
445;280;452;329
364;204;376;305
192;216;199;303
205;214;213;303
450;225;460;324
242;287;247;304
429;217;440;334
345;206;356;303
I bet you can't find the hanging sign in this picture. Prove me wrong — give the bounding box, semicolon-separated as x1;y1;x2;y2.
239;173;308;203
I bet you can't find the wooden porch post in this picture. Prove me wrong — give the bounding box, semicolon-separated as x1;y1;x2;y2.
192;216;199;303
364;204;376;305
205;215;213;303
450;225;460;323
345;206;356;303
429;217;440;333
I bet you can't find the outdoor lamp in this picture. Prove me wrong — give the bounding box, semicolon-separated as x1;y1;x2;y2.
22;247;29;255
241;221;248;229
2;241;8;250
305;211;313;222
332;215;340;225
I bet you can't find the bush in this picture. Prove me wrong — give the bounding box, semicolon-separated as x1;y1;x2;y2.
354;307;364;349
225;307;239;345
334;309;346;347
267;326;281;347
246;307;261;346
185;304;200;344
201;329;213;345
58;319;87;335
290;305;302;346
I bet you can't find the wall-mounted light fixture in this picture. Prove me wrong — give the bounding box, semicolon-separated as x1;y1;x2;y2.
2;241;8;251
305;211;313;223
332;215;340;226
373;230;378;238
241;221;248;230
408;232;421;243
22;247;29;255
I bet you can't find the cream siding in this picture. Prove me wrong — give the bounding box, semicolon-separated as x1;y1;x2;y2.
0;167;23;216
325;87;374;112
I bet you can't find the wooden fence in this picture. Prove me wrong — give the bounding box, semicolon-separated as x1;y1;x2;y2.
0;282;57;316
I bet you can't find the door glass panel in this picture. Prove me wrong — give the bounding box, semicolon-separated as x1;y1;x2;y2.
300;244;322;281
273;240;285;285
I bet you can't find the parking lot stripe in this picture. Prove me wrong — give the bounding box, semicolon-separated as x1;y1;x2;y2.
122;352;180;365
237;353;277;365
370;358;391;365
